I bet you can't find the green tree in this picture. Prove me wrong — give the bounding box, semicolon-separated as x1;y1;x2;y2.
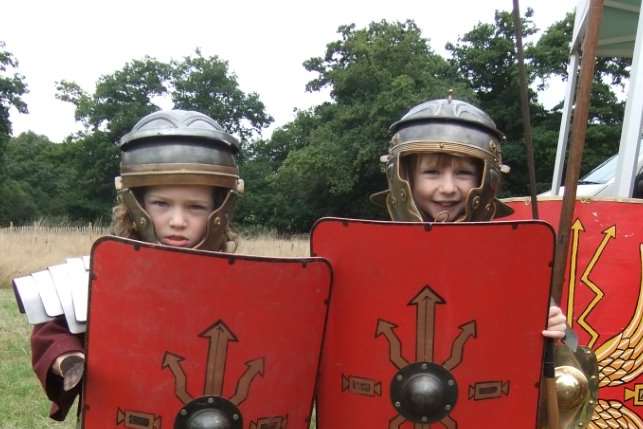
56;57;171;141
0;41;28;171
171;50;273;142
447;9;629;195
238;20;474;232
0;42;28;137
57;53;273;143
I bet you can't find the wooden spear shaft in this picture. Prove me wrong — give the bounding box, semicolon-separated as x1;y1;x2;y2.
551;0;605;304
512;3;559;429
512;0;539;220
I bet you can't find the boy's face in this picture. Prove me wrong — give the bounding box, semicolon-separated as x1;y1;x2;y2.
143;185;215;248
410;153;480;222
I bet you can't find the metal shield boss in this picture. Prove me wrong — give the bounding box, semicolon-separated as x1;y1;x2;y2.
311;219;554;429
506;198;643;429
82;237;331;429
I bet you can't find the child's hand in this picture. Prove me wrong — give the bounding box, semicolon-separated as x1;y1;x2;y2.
53;352;85;391
542;305;566;339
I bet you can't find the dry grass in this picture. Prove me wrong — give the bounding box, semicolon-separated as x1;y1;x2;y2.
0;225;309;288
0;225;313;427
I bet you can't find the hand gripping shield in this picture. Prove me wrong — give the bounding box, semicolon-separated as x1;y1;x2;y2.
506;198;643;429
311;219;554;429
82;237;331;429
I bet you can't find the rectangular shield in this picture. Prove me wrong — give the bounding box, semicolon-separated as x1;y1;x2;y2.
506;198;643;428
82;237;331;429
311;219;554;429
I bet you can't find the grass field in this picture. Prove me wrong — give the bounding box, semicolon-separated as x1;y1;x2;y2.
0;226;311;428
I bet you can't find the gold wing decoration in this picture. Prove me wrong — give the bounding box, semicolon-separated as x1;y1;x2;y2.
593;244;643;388
589;399;643;429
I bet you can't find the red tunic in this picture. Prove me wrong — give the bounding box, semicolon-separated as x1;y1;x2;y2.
31;317;84;421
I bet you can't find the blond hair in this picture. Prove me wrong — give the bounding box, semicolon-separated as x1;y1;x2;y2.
110;199;140;239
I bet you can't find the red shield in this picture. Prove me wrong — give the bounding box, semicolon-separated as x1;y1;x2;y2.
311;219;554;429
505;198;643;427
82;237;331;429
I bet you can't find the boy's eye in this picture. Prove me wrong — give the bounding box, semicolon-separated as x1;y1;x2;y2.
422;169;440;175
456;169;476;176
189;203;210;211
150;200;169;208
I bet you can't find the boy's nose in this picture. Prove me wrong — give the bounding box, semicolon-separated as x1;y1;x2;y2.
438;174;457;193
169;209;187;228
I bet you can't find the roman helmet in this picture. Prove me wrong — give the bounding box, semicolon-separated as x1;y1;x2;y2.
372;96;513;222
115;109;243;251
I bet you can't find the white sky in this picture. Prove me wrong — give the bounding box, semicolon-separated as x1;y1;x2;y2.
3;0;577;142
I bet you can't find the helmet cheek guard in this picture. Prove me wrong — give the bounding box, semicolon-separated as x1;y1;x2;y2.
115;109;243;251
373;98;513;222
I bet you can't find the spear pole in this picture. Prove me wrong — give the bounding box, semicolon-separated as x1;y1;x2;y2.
550;0;604;305
512;0;539;220
512;2;560;429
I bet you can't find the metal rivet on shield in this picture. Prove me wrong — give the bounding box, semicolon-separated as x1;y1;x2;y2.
396;374;404;382
447;379;455;386
233;414;239;421
207;397;214;404
445;404;452;411
180;409;187;416
422;416;429;422
214;216;222;226
421;363;428;370
394;401;401;408
472;196;481;209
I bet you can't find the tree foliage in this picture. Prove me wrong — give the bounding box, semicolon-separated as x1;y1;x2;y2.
237;20;474;232
2;12;632;232
56;51;272;143
0;41;28;138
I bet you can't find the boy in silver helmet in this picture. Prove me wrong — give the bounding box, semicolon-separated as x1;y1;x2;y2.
29;109;244;421
372;97;599;429
373;96;566;338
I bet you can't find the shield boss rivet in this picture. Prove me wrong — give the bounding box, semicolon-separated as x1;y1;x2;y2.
390;362;457;424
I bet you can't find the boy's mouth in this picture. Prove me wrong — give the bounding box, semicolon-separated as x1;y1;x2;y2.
163;235;190;246
434;201;459;208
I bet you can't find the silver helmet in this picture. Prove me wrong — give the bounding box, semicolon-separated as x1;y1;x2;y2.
115;109;244;251
372;97;513;222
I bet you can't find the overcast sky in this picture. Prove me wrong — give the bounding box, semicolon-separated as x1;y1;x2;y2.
3;0;577;142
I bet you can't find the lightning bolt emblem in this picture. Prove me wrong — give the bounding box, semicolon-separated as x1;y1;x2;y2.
577;225;615;348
